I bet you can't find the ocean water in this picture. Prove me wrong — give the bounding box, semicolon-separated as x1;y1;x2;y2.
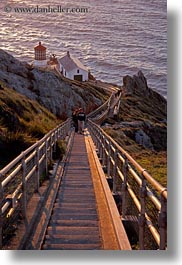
0;0;167;97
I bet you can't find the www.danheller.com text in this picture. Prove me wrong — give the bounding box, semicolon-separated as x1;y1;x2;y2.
3;5;89;14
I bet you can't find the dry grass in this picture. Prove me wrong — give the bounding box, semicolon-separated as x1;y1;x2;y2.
0;84;60;168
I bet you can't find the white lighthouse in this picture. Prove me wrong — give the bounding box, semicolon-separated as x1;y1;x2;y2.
33;42;47;67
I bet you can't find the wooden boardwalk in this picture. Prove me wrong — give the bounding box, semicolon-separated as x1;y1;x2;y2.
42;133;102;250
41;132;131;250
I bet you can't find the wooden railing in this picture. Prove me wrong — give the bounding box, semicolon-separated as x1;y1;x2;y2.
88;92;121;124
87;119;167;250
87;94;112;120
0;118;71;248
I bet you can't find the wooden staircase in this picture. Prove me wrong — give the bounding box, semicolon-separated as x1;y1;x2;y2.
42;133;102;250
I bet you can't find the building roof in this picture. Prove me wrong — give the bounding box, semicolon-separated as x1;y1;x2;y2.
34;42;46;51
59;51;88;72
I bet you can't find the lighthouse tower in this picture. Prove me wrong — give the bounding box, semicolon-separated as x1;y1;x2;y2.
34;42;47;67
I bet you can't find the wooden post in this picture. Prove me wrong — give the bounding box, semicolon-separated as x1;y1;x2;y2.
100;134;104;165
36;145;40;192
138;176;147;250
57;128;60;139
90;125;93;142
102;136;106;167
0;179;3;249
91;126;96;145
45;139;48;175
53;131;57;152
107;141;111;178
96;129;100;151
159;189;167;250
99;132;103;162
122;156;128;218
112;149;118;194
95;130;100;158
50;134;53;162
21;152;28;226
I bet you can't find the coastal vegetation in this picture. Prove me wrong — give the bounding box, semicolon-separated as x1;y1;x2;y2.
0;82;60;168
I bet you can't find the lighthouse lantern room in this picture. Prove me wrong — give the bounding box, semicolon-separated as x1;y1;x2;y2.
34;42;47;67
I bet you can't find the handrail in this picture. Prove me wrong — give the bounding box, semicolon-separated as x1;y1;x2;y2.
87;119;167;250
0;121;68;176
88;92;121;125
88;119;167;200
87;94;112;119
0;118;72;248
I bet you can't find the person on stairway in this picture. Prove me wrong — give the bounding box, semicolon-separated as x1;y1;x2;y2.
77;108;86;134
72;108;79;132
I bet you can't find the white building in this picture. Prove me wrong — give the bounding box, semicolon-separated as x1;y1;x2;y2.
33;42;47;67
58;51;89;82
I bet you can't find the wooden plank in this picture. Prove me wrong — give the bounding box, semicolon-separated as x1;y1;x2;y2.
49;220;99;227
53;202;96;208
45;234;101;244
47;226;100;235
53;208;97;215
42;243;101;250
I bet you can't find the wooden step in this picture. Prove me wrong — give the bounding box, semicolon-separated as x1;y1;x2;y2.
42;243;101;250
53;208;97;215
51;213;98;221
61;179;92;182
47;226;100;235
58;188;95;194
59;183;93;188
55;197;96;203
53;202;96;208
49;219;99;227
44;234;101;244
57;193;95;199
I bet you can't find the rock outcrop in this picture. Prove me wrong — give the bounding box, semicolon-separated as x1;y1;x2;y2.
123;70;149;96
110;119;166;152
103;71;167;152
135;129;154;150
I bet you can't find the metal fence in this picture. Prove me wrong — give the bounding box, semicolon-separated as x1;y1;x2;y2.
87;119;167;250
0;118;71;248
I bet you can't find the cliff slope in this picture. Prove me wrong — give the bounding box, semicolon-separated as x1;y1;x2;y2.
103;71;167;186
0;83;60;168
0;49;108;118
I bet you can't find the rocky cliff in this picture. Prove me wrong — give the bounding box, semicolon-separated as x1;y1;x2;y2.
103;71;167;185
0;49;106;118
